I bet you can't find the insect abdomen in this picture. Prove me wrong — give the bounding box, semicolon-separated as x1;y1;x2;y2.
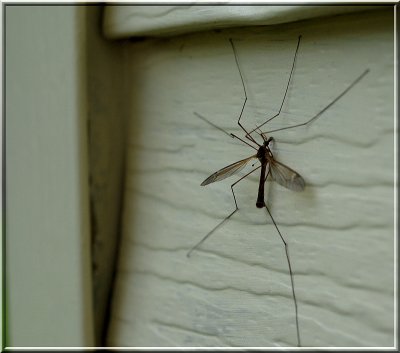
256;163;266;208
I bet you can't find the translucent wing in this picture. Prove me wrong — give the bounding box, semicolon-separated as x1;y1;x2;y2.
269;159;305;191
201;156;256;186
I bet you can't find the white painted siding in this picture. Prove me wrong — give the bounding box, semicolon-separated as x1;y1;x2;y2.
105;9;395;348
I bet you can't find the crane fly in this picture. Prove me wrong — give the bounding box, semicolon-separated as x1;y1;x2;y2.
188;34;369;348
200;135;305;206
192;121;305;347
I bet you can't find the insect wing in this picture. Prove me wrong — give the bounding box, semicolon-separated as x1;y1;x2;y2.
269;159;305;191
201;156;256;186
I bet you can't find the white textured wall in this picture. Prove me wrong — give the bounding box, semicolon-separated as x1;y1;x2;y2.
106;9;394;348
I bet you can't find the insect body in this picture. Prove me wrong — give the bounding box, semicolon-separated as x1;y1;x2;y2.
200;134;305;208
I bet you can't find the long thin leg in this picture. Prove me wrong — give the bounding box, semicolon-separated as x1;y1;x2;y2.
264;202;301;347
264;68;370;135
229;38;259;146
248;35;302;136
195;111;259;150
194;112;231;138
187;165;261;257
231;133;259;150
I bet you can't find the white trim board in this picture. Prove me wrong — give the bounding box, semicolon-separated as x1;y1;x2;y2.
5;5;94;347
103;5;383;38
